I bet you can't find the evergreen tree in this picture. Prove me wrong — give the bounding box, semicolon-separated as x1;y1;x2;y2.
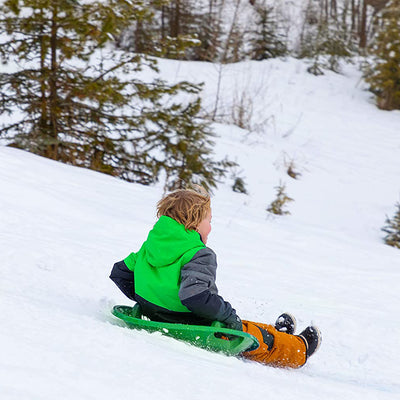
232;176;248;194
144;97;236;192
221;25;244;63
266;182;293;216
220;0;246;63
0;0;228;188
364;0;400;110
161;0;228;63
382;202;400;249
119;0;207;61
248;2;287;60
298;0;354;74
189;0;223;62
117;1;161;54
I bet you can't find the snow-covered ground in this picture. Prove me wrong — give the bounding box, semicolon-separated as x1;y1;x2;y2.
1;58;400;399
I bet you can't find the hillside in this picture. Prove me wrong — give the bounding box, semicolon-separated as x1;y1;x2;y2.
1;57;400;399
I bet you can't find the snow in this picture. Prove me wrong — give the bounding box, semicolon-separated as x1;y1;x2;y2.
1;57;400;399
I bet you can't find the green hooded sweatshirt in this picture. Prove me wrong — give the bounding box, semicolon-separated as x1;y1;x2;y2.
124;216;205;312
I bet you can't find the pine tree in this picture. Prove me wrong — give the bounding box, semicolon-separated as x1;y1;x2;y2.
364;0;400;110
382;202;400;249
189;0;223;62
145;97;236;192
232;176;248;194
220;0;245;63
119;0;204;61
298;0;354;74
266;182;293;216
0;0;228;188
117;1;161;54
0;0;157;183
248;2;287;60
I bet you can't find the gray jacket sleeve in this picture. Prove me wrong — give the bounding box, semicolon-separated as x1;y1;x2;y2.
179;248;242;330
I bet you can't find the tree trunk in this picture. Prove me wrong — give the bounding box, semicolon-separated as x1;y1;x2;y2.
171;0;181;37
325;0;329;21
221;0;241;63
161;5;166;40
359;0;367;48
331;0;337;18
351;0;356;33
48;3;59;159
39;9;47;140
135;20;142;52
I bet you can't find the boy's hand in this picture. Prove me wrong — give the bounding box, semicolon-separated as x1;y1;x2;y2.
224;314;243;331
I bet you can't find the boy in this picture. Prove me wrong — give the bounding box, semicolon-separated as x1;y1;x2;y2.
110;187;321;368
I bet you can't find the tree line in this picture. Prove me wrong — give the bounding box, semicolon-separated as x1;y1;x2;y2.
0;0;399;193
120;0;399;108
119;1;389;61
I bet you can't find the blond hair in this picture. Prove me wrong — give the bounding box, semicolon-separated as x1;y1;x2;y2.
157;186;210;230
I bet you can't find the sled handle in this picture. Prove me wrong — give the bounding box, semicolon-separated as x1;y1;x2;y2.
210;321;258;353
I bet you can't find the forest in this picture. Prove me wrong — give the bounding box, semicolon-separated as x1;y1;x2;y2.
0;1;399;241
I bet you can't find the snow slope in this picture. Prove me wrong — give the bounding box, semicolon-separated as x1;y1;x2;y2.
1;58;400;400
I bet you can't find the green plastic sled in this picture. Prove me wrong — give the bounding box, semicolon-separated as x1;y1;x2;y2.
112;304;259;356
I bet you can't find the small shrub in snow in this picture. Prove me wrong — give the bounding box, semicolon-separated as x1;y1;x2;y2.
232;176;248;194
286;160;302;180
382;202;400;249
267;181;293;215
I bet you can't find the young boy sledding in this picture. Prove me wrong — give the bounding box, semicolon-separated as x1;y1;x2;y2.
110;187;321;368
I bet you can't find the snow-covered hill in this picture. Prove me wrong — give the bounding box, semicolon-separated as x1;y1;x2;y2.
1;58;400;400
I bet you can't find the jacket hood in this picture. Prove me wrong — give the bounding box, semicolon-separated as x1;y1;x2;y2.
144;216;205;267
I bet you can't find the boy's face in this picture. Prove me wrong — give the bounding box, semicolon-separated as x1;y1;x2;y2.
197;209;212;245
